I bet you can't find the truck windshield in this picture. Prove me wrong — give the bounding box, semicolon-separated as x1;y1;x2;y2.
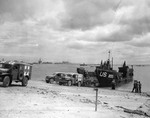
0;63;12;69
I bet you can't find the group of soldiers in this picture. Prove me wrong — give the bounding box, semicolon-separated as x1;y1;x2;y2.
132;80;142;93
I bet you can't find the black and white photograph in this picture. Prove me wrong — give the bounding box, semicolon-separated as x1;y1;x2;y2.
0;0;150;118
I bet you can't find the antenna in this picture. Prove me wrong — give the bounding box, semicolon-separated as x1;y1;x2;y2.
114;0;122;12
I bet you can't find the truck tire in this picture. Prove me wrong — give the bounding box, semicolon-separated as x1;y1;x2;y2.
91;82;95;87
68;80;72;86
22;77;28;86
9;79;12;86
3;76;10;87
59;82;62;85
50;78;54;84
78;82;81;87
46;80;49;83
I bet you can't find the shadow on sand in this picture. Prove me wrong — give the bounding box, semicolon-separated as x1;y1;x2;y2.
0;83;23;87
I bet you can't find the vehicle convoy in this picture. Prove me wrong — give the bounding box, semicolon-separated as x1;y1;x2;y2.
0;61;32;87
45;72;83;86
45;53;134;88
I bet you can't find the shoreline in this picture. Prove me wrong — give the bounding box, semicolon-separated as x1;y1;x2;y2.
0;80;150;118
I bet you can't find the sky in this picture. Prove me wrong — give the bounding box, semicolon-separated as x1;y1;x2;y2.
0;0;150;64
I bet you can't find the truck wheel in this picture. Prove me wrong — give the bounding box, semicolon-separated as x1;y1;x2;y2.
59;82;62;85
3;76;10;87
22;77;28;86
9;79;12;86
50;78;54;84
46;80;49;83
68;80;72;86
78;82;81;87
91;82;95;87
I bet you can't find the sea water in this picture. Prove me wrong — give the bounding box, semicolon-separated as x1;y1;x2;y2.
32;64;150;92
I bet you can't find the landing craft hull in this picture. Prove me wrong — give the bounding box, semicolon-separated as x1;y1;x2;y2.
96;75;133;87
95;68;134;87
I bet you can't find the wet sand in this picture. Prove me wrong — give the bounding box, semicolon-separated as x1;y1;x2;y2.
0;80;150;118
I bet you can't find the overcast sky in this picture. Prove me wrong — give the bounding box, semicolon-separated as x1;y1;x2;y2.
0;0;150;64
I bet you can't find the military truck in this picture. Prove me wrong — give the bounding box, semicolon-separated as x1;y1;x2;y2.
58;73;84;86
0;61;32;87
77;67;99;87
45;72;84;86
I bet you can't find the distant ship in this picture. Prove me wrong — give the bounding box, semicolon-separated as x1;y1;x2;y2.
80;63;87;66
38;58;42;64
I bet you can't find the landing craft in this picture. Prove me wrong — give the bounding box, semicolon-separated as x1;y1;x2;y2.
77;53;134;87
95;60;134;87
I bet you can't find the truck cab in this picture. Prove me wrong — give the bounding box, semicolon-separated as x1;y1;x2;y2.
0;61;32;87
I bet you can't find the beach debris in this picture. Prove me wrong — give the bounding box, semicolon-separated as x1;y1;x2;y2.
103;102;108;104
137;99;150;116
116;104;150;117
80;99;93;103
124;109;149;117
80;98;101;105
41;91;45;94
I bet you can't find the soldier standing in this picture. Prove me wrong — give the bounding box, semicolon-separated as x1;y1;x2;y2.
132;80;137;92
136;81;139;93
111;79;116;90
139;81;141;93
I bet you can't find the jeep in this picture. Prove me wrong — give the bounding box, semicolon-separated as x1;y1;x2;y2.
45;72;66;84
0;61;32;87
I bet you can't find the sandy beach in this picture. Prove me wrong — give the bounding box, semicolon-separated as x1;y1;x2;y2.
0;80;150;118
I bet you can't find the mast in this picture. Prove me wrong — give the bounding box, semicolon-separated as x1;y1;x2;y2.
108;50;113;70
38;58;42;64
108;50;110;61
112;57;113;70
